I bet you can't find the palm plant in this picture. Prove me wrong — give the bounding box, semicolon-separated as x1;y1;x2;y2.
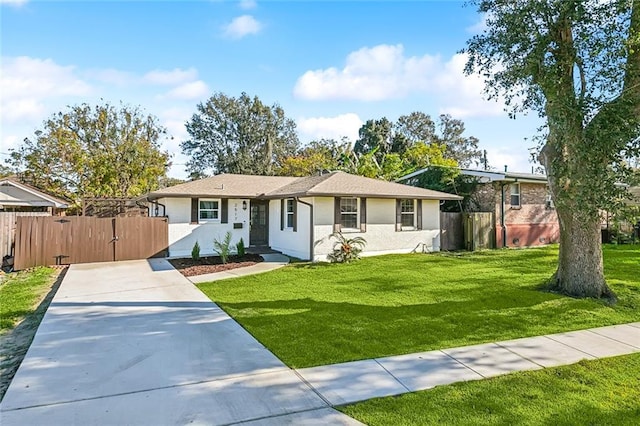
327;232;367;263
213;232;233;264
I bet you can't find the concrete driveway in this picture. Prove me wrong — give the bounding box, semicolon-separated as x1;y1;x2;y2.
0;259;360;425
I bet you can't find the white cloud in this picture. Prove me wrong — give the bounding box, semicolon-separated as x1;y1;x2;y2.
0;56;93;123
297;113;362;143
143;68;198;85
223;15;262;39
162;80;209;100
436;53;504;118
0;56;211;165
293;44;506;118
294;44;439;101
239;0;257;10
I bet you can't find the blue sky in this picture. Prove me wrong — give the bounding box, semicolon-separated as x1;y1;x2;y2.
1;0;543;179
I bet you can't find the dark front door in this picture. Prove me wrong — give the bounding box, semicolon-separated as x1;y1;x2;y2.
250;201;269;246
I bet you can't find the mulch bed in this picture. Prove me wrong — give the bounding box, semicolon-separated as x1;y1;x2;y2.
168;254;263;277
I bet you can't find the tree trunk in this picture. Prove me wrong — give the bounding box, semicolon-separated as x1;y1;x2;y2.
550;206;614;300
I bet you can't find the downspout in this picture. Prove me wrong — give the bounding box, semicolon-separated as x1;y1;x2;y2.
156;200;166;217
500;183;507;248
148;200;166;217
296;197;314;261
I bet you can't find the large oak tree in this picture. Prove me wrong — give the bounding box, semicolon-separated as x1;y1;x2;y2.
465;0;640;299
182;92;299;176
10;103;171;209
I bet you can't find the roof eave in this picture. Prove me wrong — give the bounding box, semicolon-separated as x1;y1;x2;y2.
264;191;462;201
147;193;266;200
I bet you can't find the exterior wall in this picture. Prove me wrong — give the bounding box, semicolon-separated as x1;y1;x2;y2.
494;182;559;247
269;198;312;260
469;181;560;248
312;197;441;261
159;197;250;258
160;195;444;260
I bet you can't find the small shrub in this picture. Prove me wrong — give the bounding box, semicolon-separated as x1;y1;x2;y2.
327;232;366;263
236;237;246;257
191;241;201;261
213;232;233;264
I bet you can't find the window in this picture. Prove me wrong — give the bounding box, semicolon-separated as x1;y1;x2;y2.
286;199;295;228
400;199;415;228
340;197;358;229
199;199;220;221
510;183;520;207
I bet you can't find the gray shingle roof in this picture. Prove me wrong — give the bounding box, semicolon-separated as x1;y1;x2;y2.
148;174;299;199
265;171;463;200
149;171;462;201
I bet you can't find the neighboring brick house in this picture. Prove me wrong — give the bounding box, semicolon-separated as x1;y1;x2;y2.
400;168;559;248
462;170;558;247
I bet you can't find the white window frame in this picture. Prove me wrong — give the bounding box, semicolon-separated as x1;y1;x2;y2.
199;198;221;222
510;183;521;207
285;198;295;229
340;197;359;231
400;199;416;230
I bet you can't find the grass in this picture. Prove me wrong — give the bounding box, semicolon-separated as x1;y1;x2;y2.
197;244;640;368
339;353;640;425
0;267;57;332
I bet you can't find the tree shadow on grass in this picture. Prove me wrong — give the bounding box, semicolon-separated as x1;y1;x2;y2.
217;289;623;368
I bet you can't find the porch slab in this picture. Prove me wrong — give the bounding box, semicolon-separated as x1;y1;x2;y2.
375;350;482;392
442;343;541;378
546;329;639;358
296;359;408;406
589;324;640;348
498;336;594;368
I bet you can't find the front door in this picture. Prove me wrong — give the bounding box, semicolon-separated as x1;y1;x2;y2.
250;201;269;246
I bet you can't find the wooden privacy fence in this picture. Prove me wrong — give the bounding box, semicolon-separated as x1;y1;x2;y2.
440;212;464;250
464;212;495;251
440;212;496;251
14;216;168;270
0;212;49;259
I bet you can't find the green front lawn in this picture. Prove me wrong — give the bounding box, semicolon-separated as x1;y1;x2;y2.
197;245;640;368
340;353;640;426
0;267;57;332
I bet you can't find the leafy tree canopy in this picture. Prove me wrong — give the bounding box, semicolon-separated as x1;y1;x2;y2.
353;113;483;167
182;92;300;176
9;102;171;209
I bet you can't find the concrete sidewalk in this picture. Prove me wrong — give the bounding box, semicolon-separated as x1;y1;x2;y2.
296;322;640;406
188;253;290;284
0;259;359;426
